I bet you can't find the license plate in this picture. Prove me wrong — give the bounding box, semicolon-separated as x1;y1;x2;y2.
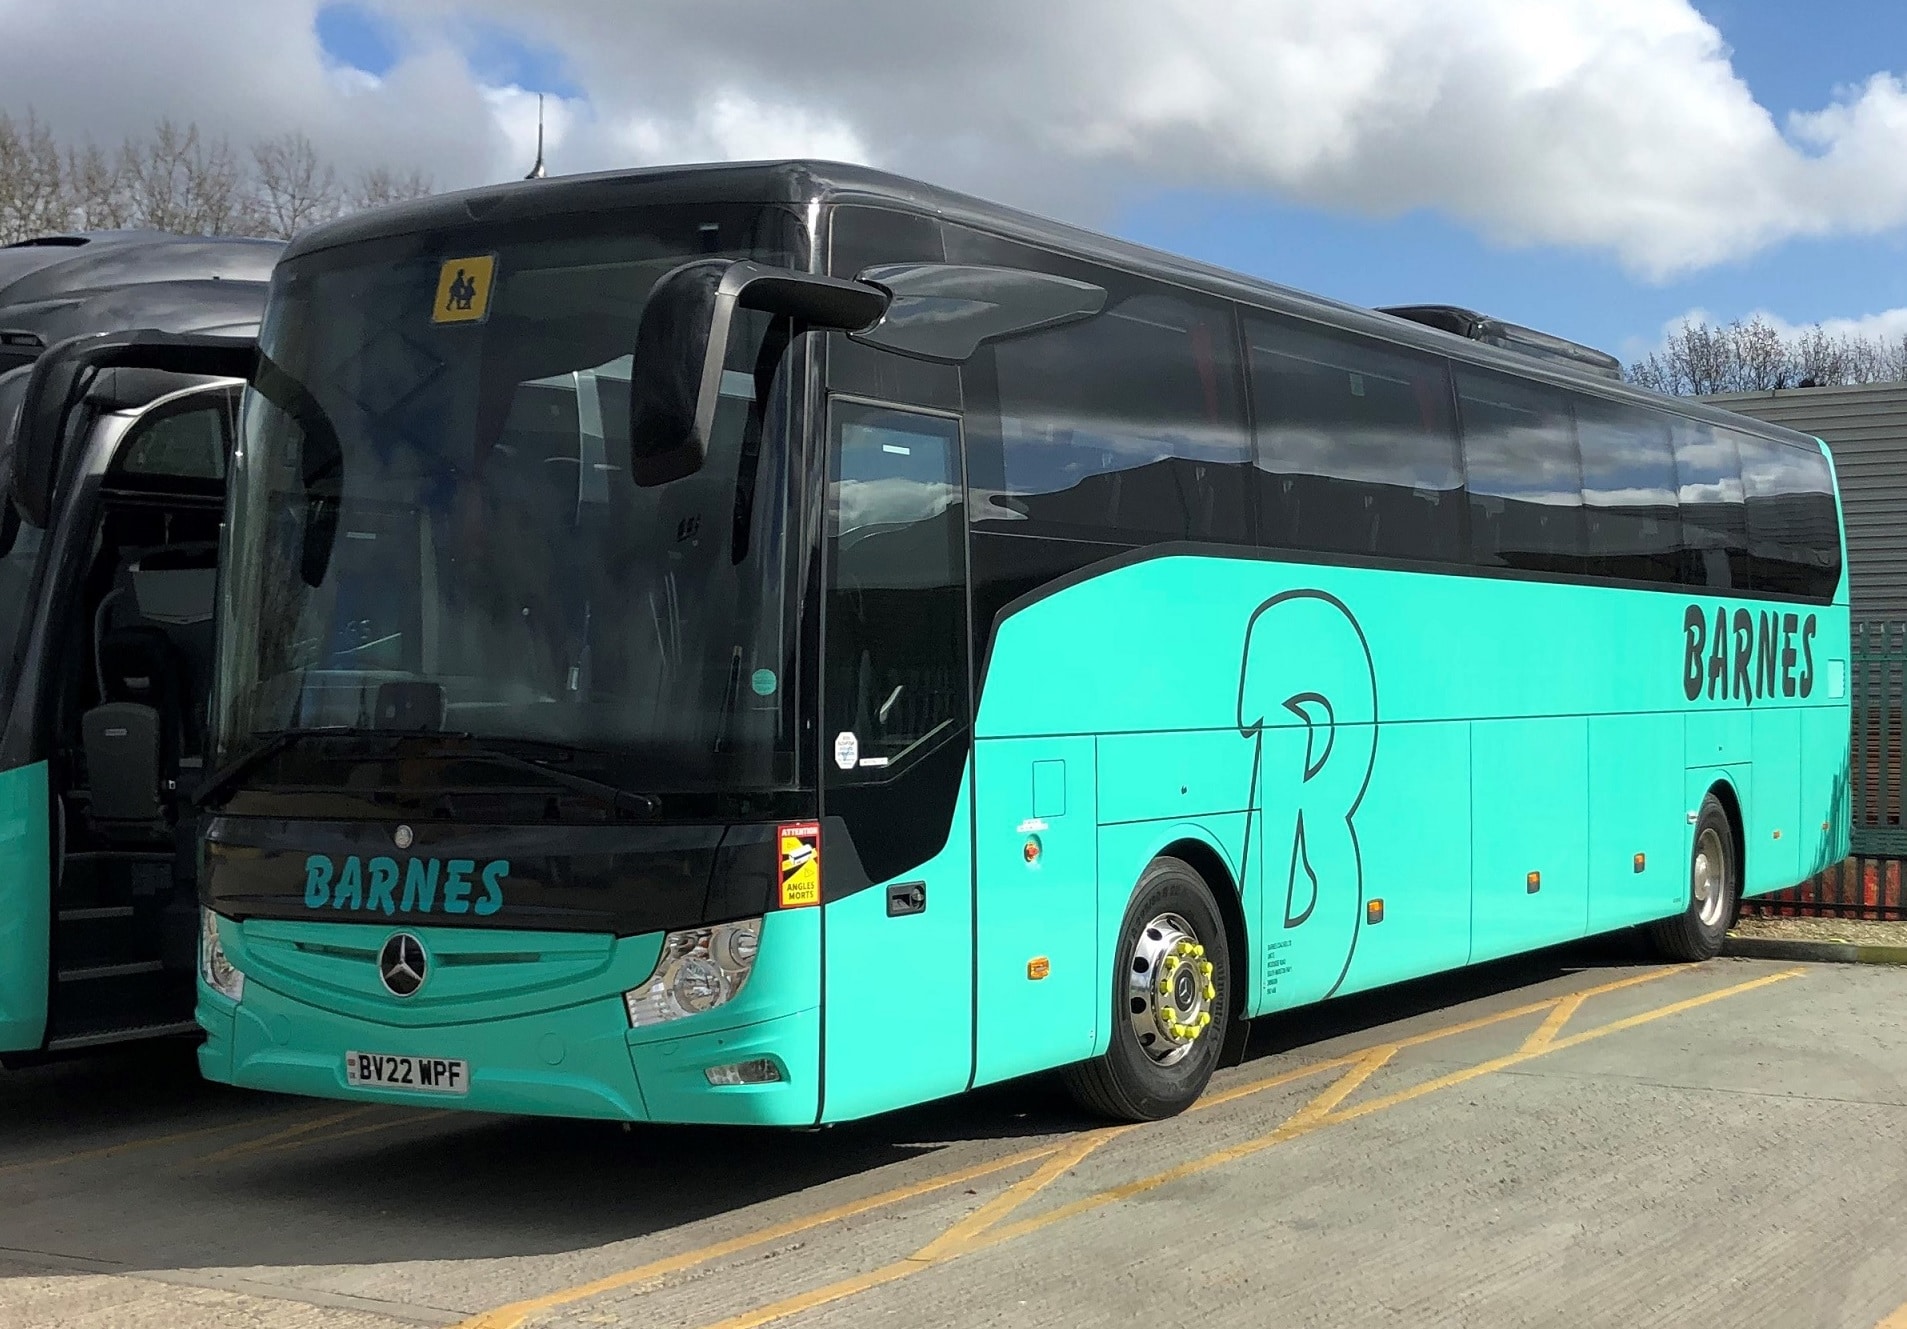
344;1050;470;1095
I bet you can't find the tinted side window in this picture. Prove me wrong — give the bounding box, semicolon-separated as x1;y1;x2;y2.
950;230;1250;546
825;402;967;778
1735;431;1842;599
1247;316;1463;562
1456;369;1585;573
1669;418;1749;591
826;205;958;409
115;396;235;482
1575;396;1681;584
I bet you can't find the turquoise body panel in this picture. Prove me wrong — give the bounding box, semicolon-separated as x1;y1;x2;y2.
820;782;973;1121
199;908;821;1125
200;546;1850;1124
0;762;50;1052
972;552;1849;1023
1586;714;1686;934
972;736;1100;1086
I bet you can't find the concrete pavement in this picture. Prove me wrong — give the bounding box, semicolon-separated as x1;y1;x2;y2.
4;939;1905;1328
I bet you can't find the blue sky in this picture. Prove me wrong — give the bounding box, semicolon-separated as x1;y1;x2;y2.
311;1;1907;365
1118;1;1907;362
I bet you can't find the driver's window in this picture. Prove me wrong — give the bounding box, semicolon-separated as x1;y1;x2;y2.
117;400;232;481
825;401;966;778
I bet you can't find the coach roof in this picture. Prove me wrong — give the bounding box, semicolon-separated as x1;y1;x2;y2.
278;159;1824;453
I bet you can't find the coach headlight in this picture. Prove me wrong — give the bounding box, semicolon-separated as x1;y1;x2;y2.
200;908;245;1002
625;918;761;1028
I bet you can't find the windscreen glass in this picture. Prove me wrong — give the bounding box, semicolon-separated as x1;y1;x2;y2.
216;204;810;791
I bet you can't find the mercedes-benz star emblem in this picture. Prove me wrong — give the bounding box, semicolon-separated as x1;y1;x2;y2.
378;933;428;998
393;824;414;850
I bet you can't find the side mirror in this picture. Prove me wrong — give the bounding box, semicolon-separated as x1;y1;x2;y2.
849;264;1106;363
15;329;254;527
629;260;887;487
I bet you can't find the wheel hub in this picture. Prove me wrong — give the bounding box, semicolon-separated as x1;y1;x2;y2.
1128;912;1216;1066
1693;826;1728;928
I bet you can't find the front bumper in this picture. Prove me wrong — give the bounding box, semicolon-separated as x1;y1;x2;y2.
196;910;821;1126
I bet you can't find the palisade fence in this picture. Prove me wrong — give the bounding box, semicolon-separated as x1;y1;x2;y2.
1747;620;1907;919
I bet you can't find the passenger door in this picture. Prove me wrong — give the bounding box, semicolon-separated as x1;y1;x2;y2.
46;386;236;1051
818;399;976;1119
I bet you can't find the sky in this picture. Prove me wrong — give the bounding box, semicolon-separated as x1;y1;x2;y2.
2;0;1905;365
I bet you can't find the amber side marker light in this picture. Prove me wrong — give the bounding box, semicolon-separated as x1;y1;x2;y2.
1366;899;1385;924
1027;957;1050;980
1526;871;1541;894
1634;853;1646;873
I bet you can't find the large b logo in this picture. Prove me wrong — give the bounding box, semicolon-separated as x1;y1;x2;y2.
1237;591;1377;1004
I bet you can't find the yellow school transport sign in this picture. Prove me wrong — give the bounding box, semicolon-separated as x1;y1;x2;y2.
433;255;496;324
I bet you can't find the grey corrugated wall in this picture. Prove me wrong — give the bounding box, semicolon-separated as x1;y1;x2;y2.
1704;384;1907;621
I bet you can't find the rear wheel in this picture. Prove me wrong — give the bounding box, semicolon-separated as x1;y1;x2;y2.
1063;856;1232;1122
1649;793;1736;961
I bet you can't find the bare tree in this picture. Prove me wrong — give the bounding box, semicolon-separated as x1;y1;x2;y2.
118;118;199;233
182;130;253;235
0;110;69;243
252;131;342;239
1734;316;1786;391
63;138;133;230
1629;315;1907;395
350;163;434;212
0;110;440;244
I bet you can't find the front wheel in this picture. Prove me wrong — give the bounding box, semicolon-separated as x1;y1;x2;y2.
1062;856;1233;1122
1649;793;1736;961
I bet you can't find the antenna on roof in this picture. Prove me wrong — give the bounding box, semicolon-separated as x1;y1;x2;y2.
525;94;547;180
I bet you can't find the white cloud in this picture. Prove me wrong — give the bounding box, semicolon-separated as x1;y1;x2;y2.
5;0;1907;280
1650;304;1907;348
480;84;583;176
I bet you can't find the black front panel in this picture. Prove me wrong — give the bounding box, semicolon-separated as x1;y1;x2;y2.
201;817;784;936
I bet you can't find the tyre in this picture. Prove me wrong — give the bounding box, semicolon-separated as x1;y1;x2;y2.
1648;792;1736;962
1062;856;1232;1122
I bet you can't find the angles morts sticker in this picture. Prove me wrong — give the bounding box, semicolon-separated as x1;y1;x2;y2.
777;821;821;908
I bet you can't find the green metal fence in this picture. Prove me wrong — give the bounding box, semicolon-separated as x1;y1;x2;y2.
1749;620;1907;918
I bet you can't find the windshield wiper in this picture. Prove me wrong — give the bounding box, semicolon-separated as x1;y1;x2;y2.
194;728;664;817
192;726;361;809
421;739;663;816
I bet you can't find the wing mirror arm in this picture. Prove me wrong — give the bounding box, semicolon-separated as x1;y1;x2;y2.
628;261;887;488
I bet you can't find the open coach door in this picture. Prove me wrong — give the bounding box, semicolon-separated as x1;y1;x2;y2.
0;330;253;1059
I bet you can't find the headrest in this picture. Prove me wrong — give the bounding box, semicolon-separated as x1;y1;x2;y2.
126;545;218;625
131;565;215;625
99;624;173;695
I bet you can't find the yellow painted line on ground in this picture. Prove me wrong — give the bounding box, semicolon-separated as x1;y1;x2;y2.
1283;1044;1397;1130
703;1129;1126;1329
1519;990;1589;1053
695;1030;1466;1329
0;1110;307;1179
193;1107;375;1165
1191;1054;1354;1111
461;961;1695;1329
1192;965;1681;1116
981;966;1807;1253
455;1143;1063;1329
226;1110;455;1163
694;965;1805;1329
914;1128;1125;1262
